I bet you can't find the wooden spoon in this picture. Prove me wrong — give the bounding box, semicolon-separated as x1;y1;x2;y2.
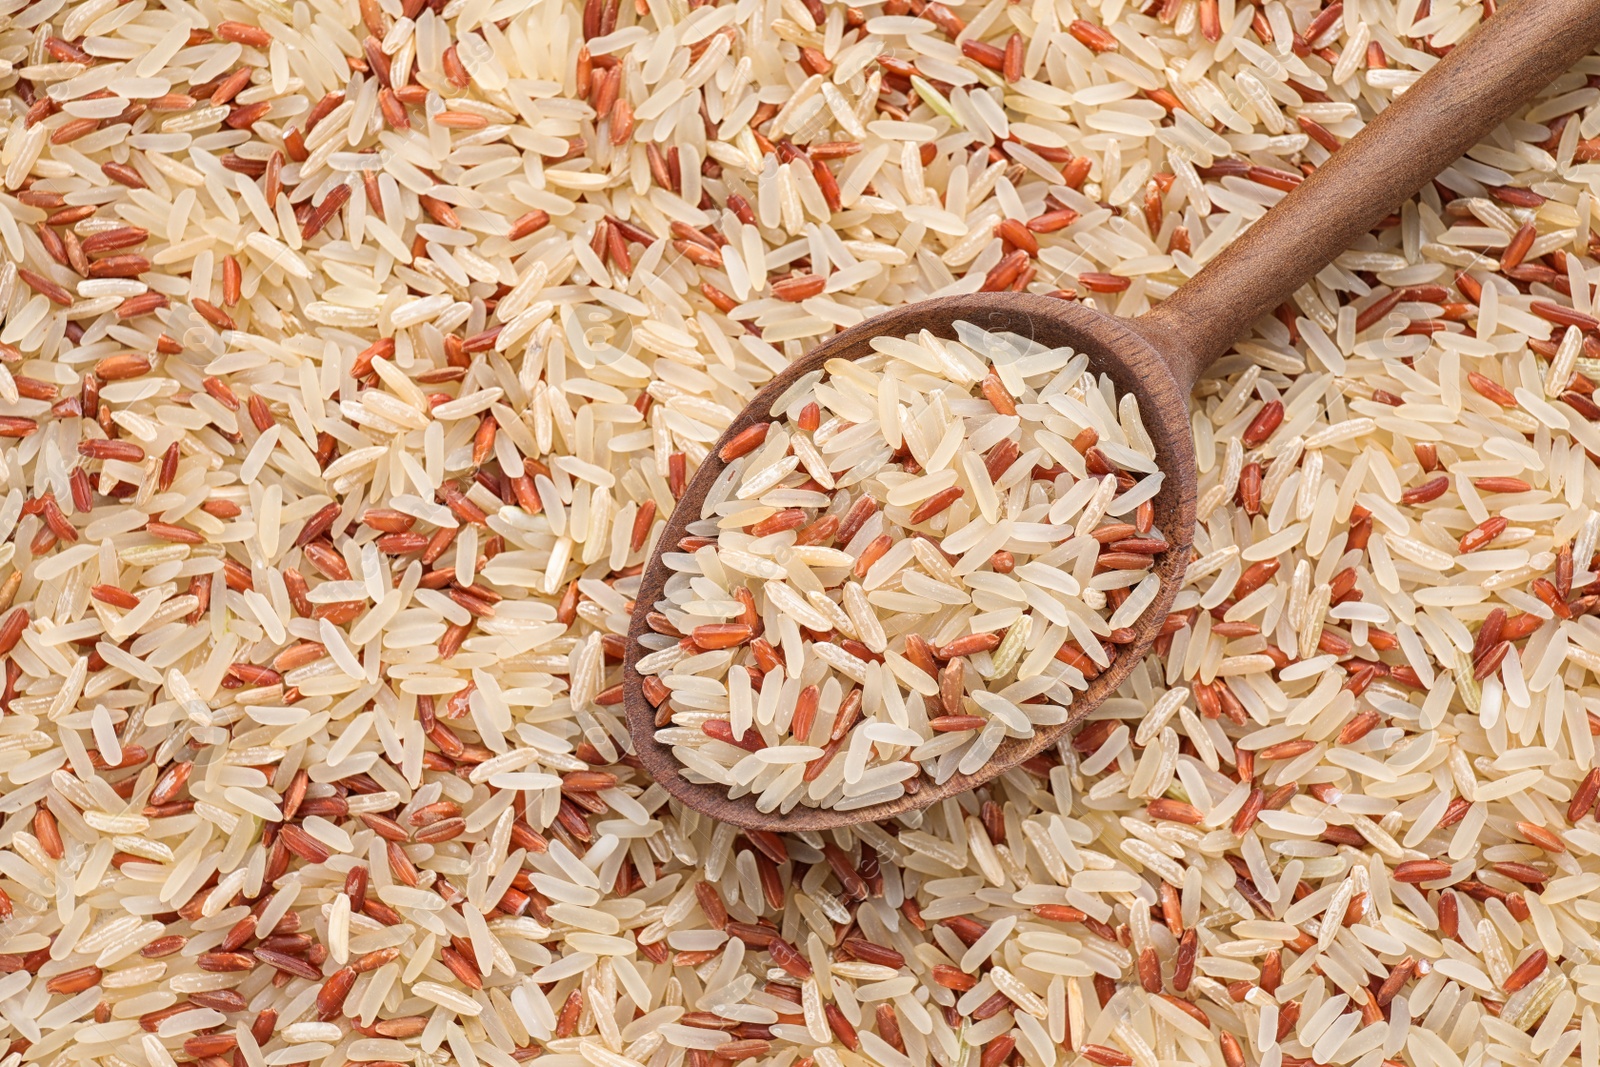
624;0;1600;832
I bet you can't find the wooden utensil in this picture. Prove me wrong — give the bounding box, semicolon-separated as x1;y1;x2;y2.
624;0;1600;831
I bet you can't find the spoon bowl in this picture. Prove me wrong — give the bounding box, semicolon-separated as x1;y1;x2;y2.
622;0;1600;831
622;296;1196;832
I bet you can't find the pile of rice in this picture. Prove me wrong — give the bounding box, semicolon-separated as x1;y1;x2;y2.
3;0;1600;1066
641;322;1163;813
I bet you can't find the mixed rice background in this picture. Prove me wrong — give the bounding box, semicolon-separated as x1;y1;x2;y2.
3;0;1600;1065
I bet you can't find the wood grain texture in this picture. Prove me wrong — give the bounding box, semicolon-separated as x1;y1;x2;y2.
1138;0;1600;387
623;0;1600;831
623;296;1195;832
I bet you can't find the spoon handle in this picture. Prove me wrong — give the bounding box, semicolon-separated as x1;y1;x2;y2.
1133;0;1600;391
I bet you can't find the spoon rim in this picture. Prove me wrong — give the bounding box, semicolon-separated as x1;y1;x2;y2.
622;293;1197;832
